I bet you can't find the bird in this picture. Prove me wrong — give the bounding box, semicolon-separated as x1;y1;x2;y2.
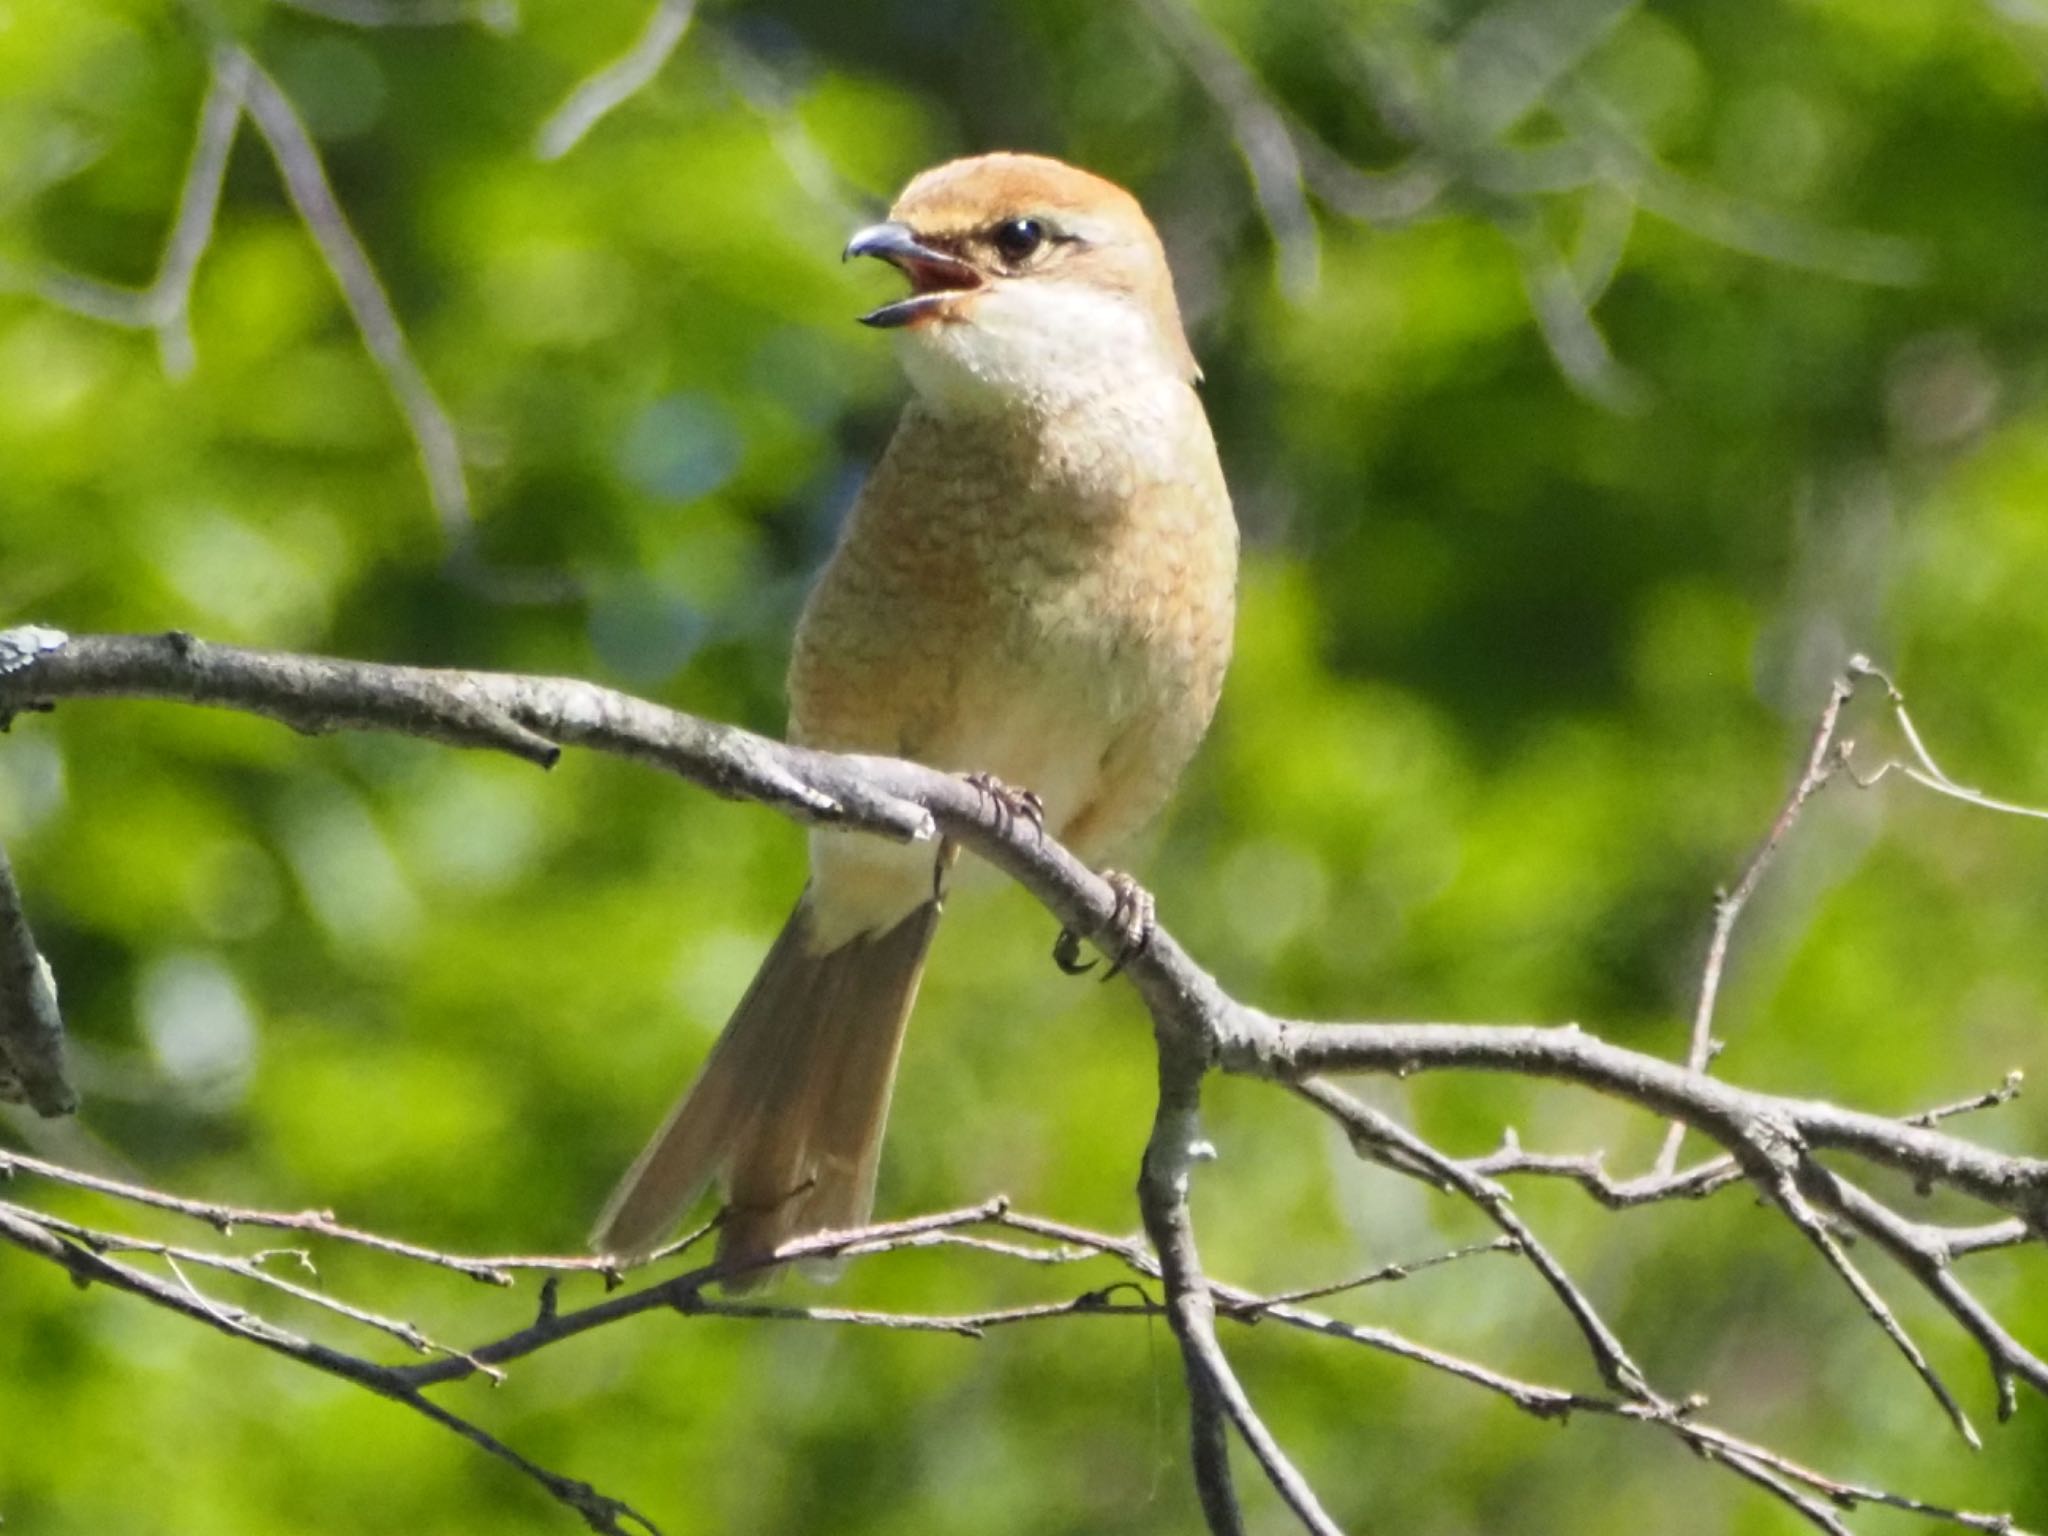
591;152;1238;1280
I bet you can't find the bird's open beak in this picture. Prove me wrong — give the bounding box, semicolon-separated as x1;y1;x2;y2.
843;221;983;329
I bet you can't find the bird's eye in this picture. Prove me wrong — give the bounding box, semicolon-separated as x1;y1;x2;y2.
992;218;1047;263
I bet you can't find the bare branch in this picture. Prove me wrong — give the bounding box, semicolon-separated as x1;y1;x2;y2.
1509;218;1649;412
0;1204;660;1534
0;52;245;378
6;53;579;600
151;50;247;377
15;1204;505;1377
1670;1419;2030;1535
1908;1071;2026;1129
152;54;248;378
236;53;474;548
535;0;698;162
1847;655;2048;823
1294;1078;1654;1399
0;840;73;1117
1130;0;1320;295
1569;183;1638;303
274;0;519;30
1248;1025;2048;1230
3;628;2046;1532
1468;1136;1744;1208
4;1156;2032;1535
1655;668;1856;1176
1140;1052;1339;1535
1552;82;1928;287
1769;1161;1979;1447
1817;1172;2048;1419
1446;0;1641;140
0;1144;614;1284
5;630;2044;1231
394;1200;1016;1388
705;26;870;227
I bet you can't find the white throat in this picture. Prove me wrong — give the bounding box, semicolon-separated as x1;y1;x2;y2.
897;280;1185;420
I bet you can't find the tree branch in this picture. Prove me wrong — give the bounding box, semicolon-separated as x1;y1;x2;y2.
535;0;698;162
3;627;2045;1534
0;841;73;1116
0;50;245;378
0;1203;660;1534
1654;669;1854;1176
235;53;473;549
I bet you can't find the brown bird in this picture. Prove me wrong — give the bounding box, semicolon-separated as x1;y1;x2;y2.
592;152;1238;1276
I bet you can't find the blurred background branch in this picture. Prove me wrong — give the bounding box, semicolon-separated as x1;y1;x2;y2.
534;0;698;163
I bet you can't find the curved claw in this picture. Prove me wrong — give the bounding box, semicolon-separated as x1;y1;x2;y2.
1098;871;1155;983
1052;926;1096;975
964;771;1046;840
1050;871;1157;981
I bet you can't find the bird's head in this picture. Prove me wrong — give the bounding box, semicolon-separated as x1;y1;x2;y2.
843;152;1199;413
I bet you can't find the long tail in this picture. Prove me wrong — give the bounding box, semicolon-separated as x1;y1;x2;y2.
591;890;940;1283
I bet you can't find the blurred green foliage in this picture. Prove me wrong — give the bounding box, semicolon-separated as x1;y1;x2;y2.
4;0;2048;1531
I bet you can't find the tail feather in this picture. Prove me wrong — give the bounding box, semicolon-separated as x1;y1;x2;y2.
591;891;940;1284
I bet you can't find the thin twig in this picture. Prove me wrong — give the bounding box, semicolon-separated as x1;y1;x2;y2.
152;51;248;377
1509;217;1648;411
1764;1162;1979;1447
1847;655;2048;824
4;1165;2032;1534
1908;1072;2026;1129
1446;0;1641;141
1673;1419;2028;1534
1817;1172;2048;1420
0;1145;612;1284
12;51;574;599
396;1199;1017;1388
1294;1078;1655;1401
1654;669;1857;1177
1469;1134;1743;1208
1553;82;1929;288
17;1205;506;1378
1225;1236;1520;1313
0;1205;660;1534
705;26;869;227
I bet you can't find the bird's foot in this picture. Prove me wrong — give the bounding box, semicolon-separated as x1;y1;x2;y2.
1053;870;1156;982
964;771;1046;840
